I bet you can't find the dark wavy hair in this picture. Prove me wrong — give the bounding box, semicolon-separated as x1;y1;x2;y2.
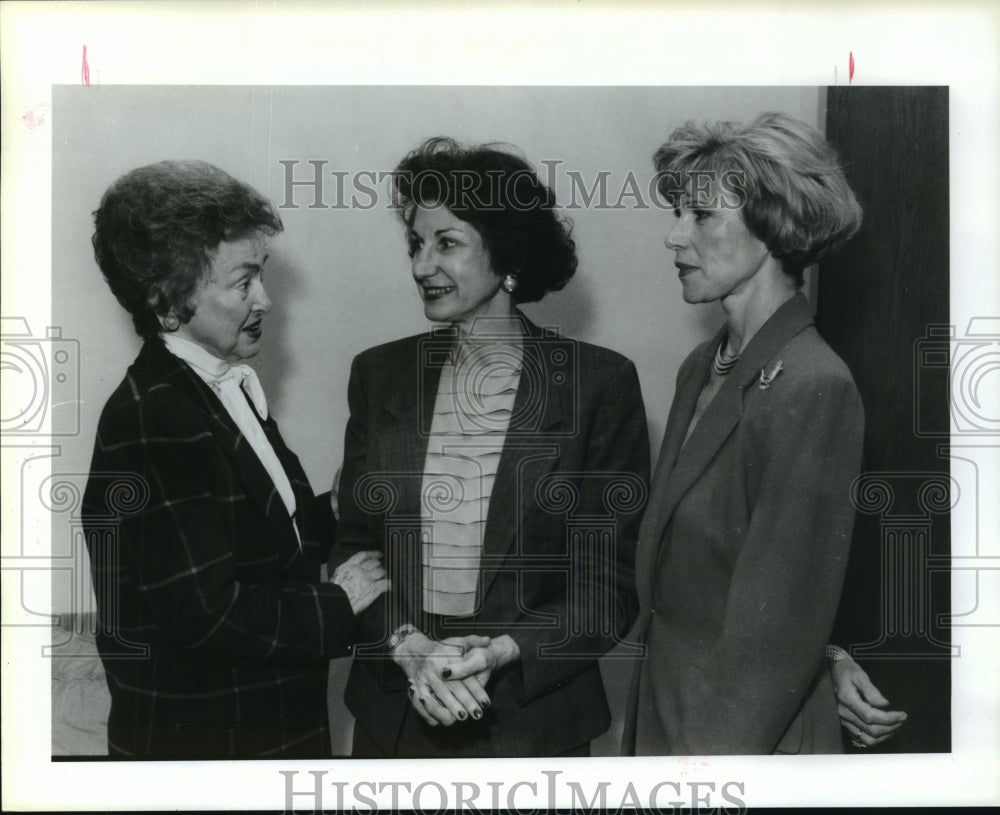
654;112;862;283
92;160;283;337
392;137;577;304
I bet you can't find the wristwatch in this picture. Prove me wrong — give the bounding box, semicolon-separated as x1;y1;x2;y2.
389;624;418;652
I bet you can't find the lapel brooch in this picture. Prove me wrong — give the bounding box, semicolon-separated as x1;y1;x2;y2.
758;360;784;390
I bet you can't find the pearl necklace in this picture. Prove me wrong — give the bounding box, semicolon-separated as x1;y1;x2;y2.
712;337;741;376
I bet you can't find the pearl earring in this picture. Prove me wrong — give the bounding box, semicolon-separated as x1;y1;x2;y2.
162;314;180;331
502;275;518;293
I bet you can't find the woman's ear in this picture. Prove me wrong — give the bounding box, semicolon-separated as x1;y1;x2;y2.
501;272;520;294
149;292;180;332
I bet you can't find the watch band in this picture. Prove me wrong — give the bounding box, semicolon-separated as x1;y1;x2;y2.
825;644;850;662
389;624;418;652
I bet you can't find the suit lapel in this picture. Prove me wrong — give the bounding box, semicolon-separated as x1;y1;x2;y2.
375;330;446;625
639;295;816;599
258;410;316;553
635;333;718;606
479;318;565;601
376;317;570;609
140;339;302;559
381;329;446;514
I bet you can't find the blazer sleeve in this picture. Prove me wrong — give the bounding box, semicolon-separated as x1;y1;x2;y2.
513;356;649;702
670;368;864;754
330;355;373;561
86;382;357;664
328;353;402;660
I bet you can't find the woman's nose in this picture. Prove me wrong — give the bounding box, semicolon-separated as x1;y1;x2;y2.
412;248;435;279
254;279;272;312
665;215;691;251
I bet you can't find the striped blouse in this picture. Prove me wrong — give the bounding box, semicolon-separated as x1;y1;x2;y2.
420;339;522;616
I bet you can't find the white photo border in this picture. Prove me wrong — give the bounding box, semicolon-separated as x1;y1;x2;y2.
2;1;998;810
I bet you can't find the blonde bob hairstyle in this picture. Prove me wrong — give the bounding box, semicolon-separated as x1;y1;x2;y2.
654;112;863;284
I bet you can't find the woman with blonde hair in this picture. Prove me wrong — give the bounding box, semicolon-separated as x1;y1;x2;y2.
625;113;902;754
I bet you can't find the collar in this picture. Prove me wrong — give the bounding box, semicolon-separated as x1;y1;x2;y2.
160;332;231;380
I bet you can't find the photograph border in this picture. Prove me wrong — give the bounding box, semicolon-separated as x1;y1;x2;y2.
2;1;998;810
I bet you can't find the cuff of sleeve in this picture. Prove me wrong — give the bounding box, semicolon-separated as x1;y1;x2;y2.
388;623;419;655
512;634;589;705
825;644;850;662
319;582;359;657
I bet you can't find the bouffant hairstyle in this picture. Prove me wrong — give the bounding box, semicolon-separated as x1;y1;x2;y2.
392;137;577;304
92;160;283;337
654;112;862;283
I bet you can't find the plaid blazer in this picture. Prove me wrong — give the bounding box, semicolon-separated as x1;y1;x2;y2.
623;295;864;755
81;337;355;759
332;315;650;756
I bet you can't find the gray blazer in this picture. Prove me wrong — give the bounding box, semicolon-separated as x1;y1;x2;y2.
624;294;864;755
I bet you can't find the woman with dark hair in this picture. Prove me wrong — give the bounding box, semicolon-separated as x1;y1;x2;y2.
624;112;904;754
333;138;650;757
83;160;387;758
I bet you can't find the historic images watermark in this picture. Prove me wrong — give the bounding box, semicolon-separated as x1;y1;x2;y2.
842;318;1000;661
1;317;80;437
2;318;149;663
277;160;747;213
2;318;85;651
281;768;747;813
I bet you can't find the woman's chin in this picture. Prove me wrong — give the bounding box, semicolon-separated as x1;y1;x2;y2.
422;303;456;324
232;337;263;360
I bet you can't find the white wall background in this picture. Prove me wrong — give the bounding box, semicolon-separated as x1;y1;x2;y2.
51;85;820;753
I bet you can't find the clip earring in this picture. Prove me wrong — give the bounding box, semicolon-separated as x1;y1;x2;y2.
162;314;180;332
502;274;518;293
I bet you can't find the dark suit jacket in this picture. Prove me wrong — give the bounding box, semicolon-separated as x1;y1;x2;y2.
333;315;650;756
624;294;864;755
81;337;356;758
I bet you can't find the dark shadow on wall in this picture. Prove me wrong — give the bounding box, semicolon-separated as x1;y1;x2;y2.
819;86;951;754
526;269;597;340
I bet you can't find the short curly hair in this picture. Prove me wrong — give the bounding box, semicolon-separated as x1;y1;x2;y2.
92;160;283;337
392;138;577;304
654;112;862;281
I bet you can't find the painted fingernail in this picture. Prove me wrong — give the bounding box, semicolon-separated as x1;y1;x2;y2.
472;709;482;720
481;699;491;709
457;710;467;720
442;669;452;678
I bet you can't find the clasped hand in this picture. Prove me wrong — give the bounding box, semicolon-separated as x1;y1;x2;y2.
394;632;520;727
331;551;389;614
832;657;908;747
